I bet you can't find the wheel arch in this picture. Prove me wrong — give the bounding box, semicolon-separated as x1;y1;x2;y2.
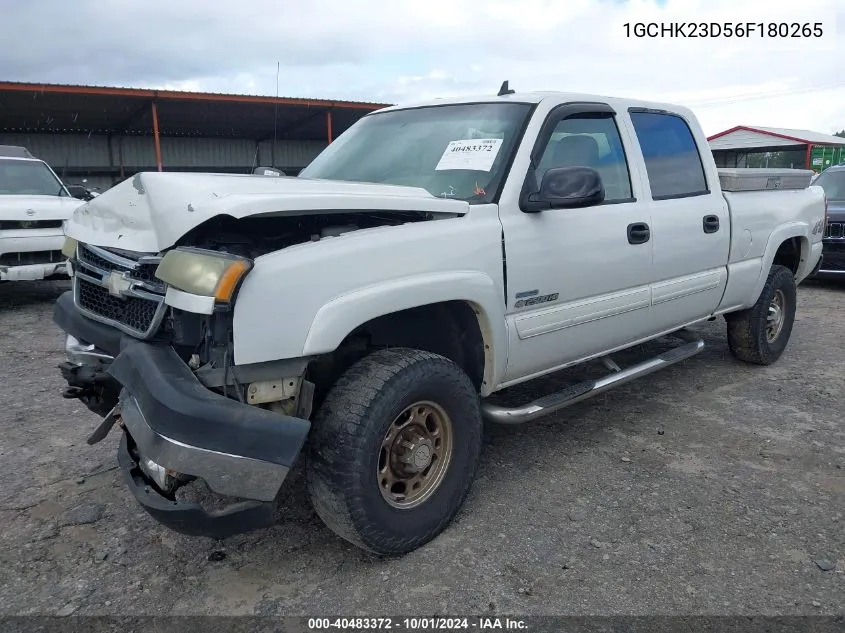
747;224;810;307
301;272;507;398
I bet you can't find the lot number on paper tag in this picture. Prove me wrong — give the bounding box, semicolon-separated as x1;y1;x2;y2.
435;138;503;172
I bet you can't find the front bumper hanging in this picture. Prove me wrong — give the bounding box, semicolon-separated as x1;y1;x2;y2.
53;292;312;538
107;342;312;538
117;433;283;539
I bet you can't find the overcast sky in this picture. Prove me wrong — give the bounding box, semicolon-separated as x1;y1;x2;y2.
1;0;842;136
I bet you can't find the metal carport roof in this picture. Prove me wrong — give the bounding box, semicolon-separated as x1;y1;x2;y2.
0;82;390;140
0;81;392;173
708;125;845;150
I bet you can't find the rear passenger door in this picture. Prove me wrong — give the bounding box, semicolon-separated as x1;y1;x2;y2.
625;109;731;331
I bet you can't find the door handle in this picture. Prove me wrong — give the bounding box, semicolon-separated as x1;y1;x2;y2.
703;215;720;234
627;222;650;245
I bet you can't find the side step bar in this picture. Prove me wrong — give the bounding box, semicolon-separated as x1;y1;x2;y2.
481;330;705;425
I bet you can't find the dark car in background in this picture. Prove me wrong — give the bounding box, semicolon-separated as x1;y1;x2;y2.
814;164;845;278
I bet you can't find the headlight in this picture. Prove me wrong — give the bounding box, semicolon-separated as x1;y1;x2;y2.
61;237;78;258
154;248;252;303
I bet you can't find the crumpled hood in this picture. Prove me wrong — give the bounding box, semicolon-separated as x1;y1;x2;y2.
65;172;470;253
0;194;83;221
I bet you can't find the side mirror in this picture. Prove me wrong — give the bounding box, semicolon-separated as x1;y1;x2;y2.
66;185;90;200
254;166;285;177
521;166;605;213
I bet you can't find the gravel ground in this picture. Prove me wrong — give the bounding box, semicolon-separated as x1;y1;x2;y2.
0;278;843;617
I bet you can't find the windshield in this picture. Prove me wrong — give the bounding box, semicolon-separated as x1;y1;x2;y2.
814;169;845;200
299;102;534;203
0;158;68;196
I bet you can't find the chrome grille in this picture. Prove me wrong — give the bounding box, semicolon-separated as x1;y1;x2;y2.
824;221;844;239
76;278;162;333
77;244;165;292
73;243;167;339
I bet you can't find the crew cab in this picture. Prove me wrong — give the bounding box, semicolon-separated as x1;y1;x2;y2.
52;87;825;555
0;145;82;282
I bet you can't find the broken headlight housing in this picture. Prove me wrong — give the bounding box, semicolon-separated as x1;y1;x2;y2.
154;247;253;306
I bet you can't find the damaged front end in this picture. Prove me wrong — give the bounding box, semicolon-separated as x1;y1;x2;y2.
53;238;312;539
111;342;310;539
51;170;462;538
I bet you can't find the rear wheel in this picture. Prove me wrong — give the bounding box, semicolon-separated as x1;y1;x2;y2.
726;264;797;365
305;347;483;555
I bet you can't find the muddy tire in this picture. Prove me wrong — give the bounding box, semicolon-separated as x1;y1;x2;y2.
726;264;797;366
305;347;483;555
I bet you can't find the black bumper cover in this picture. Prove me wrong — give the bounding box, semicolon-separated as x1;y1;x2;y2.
117;433;278;539
817;241;845;274
107;341;311;468
54;290;312;538
107;342;312;538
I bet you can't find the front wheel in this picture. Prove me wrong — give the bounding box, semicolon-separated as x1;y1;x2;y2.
726;264;797;365
305;347;483;555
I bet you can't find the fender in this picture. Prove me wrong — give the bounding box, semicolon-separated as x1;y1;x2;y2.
745;221;809;308
302;271;508;394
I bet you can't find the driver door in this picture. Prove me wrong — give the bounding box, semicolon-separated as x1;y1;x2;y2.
498;103;655;384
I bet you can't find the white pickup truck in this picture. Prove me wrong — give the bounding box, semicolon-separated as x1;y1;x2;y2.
53;87;826;555
0;146;82;282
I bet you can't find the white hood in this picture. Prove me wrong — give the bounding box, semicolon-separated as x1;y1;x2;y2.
65;172;471;253
0;194;84;221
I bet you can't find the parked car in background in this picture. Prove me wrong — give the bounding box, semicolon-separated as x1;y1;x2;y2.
0;145;83;282
811;164;845;277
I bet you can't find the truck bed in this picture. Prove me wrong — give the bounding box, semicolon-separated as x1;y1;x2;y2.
714;170;826;313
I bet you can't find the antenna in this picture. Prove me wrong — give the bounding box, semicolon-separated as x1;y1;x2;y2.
497;80;515;96
272;61;280;168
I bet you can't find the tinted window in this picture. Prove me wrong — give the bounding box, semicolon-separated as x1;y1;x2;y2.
814;169;845;199
629;111;708;199
536;114;633;201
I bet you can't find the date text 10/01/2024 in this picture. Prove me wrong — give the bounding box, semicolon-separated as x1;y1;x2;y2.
623;22;824;38
307;618;528;630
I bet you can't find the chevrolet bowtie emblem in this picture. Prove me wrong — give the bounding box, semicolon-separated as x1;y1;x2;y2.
106;271;132;298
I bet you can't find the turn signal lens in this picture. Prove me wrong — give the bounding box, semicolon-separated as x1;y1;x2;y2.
212;259;251;302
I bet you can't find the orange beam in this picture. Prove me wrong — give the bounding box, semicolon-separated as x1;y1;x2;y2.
0;81;390;111
327;110;333;143
151;102;163;172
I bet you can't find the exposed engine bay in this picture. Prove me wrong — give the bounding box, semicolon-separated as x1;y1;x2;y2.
161;210;440;402
173;210;436;259
60;208;445;422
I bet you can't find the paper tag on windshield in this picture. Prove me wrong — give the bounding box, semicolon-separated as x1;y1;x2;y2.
435;138;503;172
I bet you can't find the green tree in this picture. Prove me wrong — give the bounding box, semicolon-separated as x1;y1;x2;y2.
835;130;845;138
